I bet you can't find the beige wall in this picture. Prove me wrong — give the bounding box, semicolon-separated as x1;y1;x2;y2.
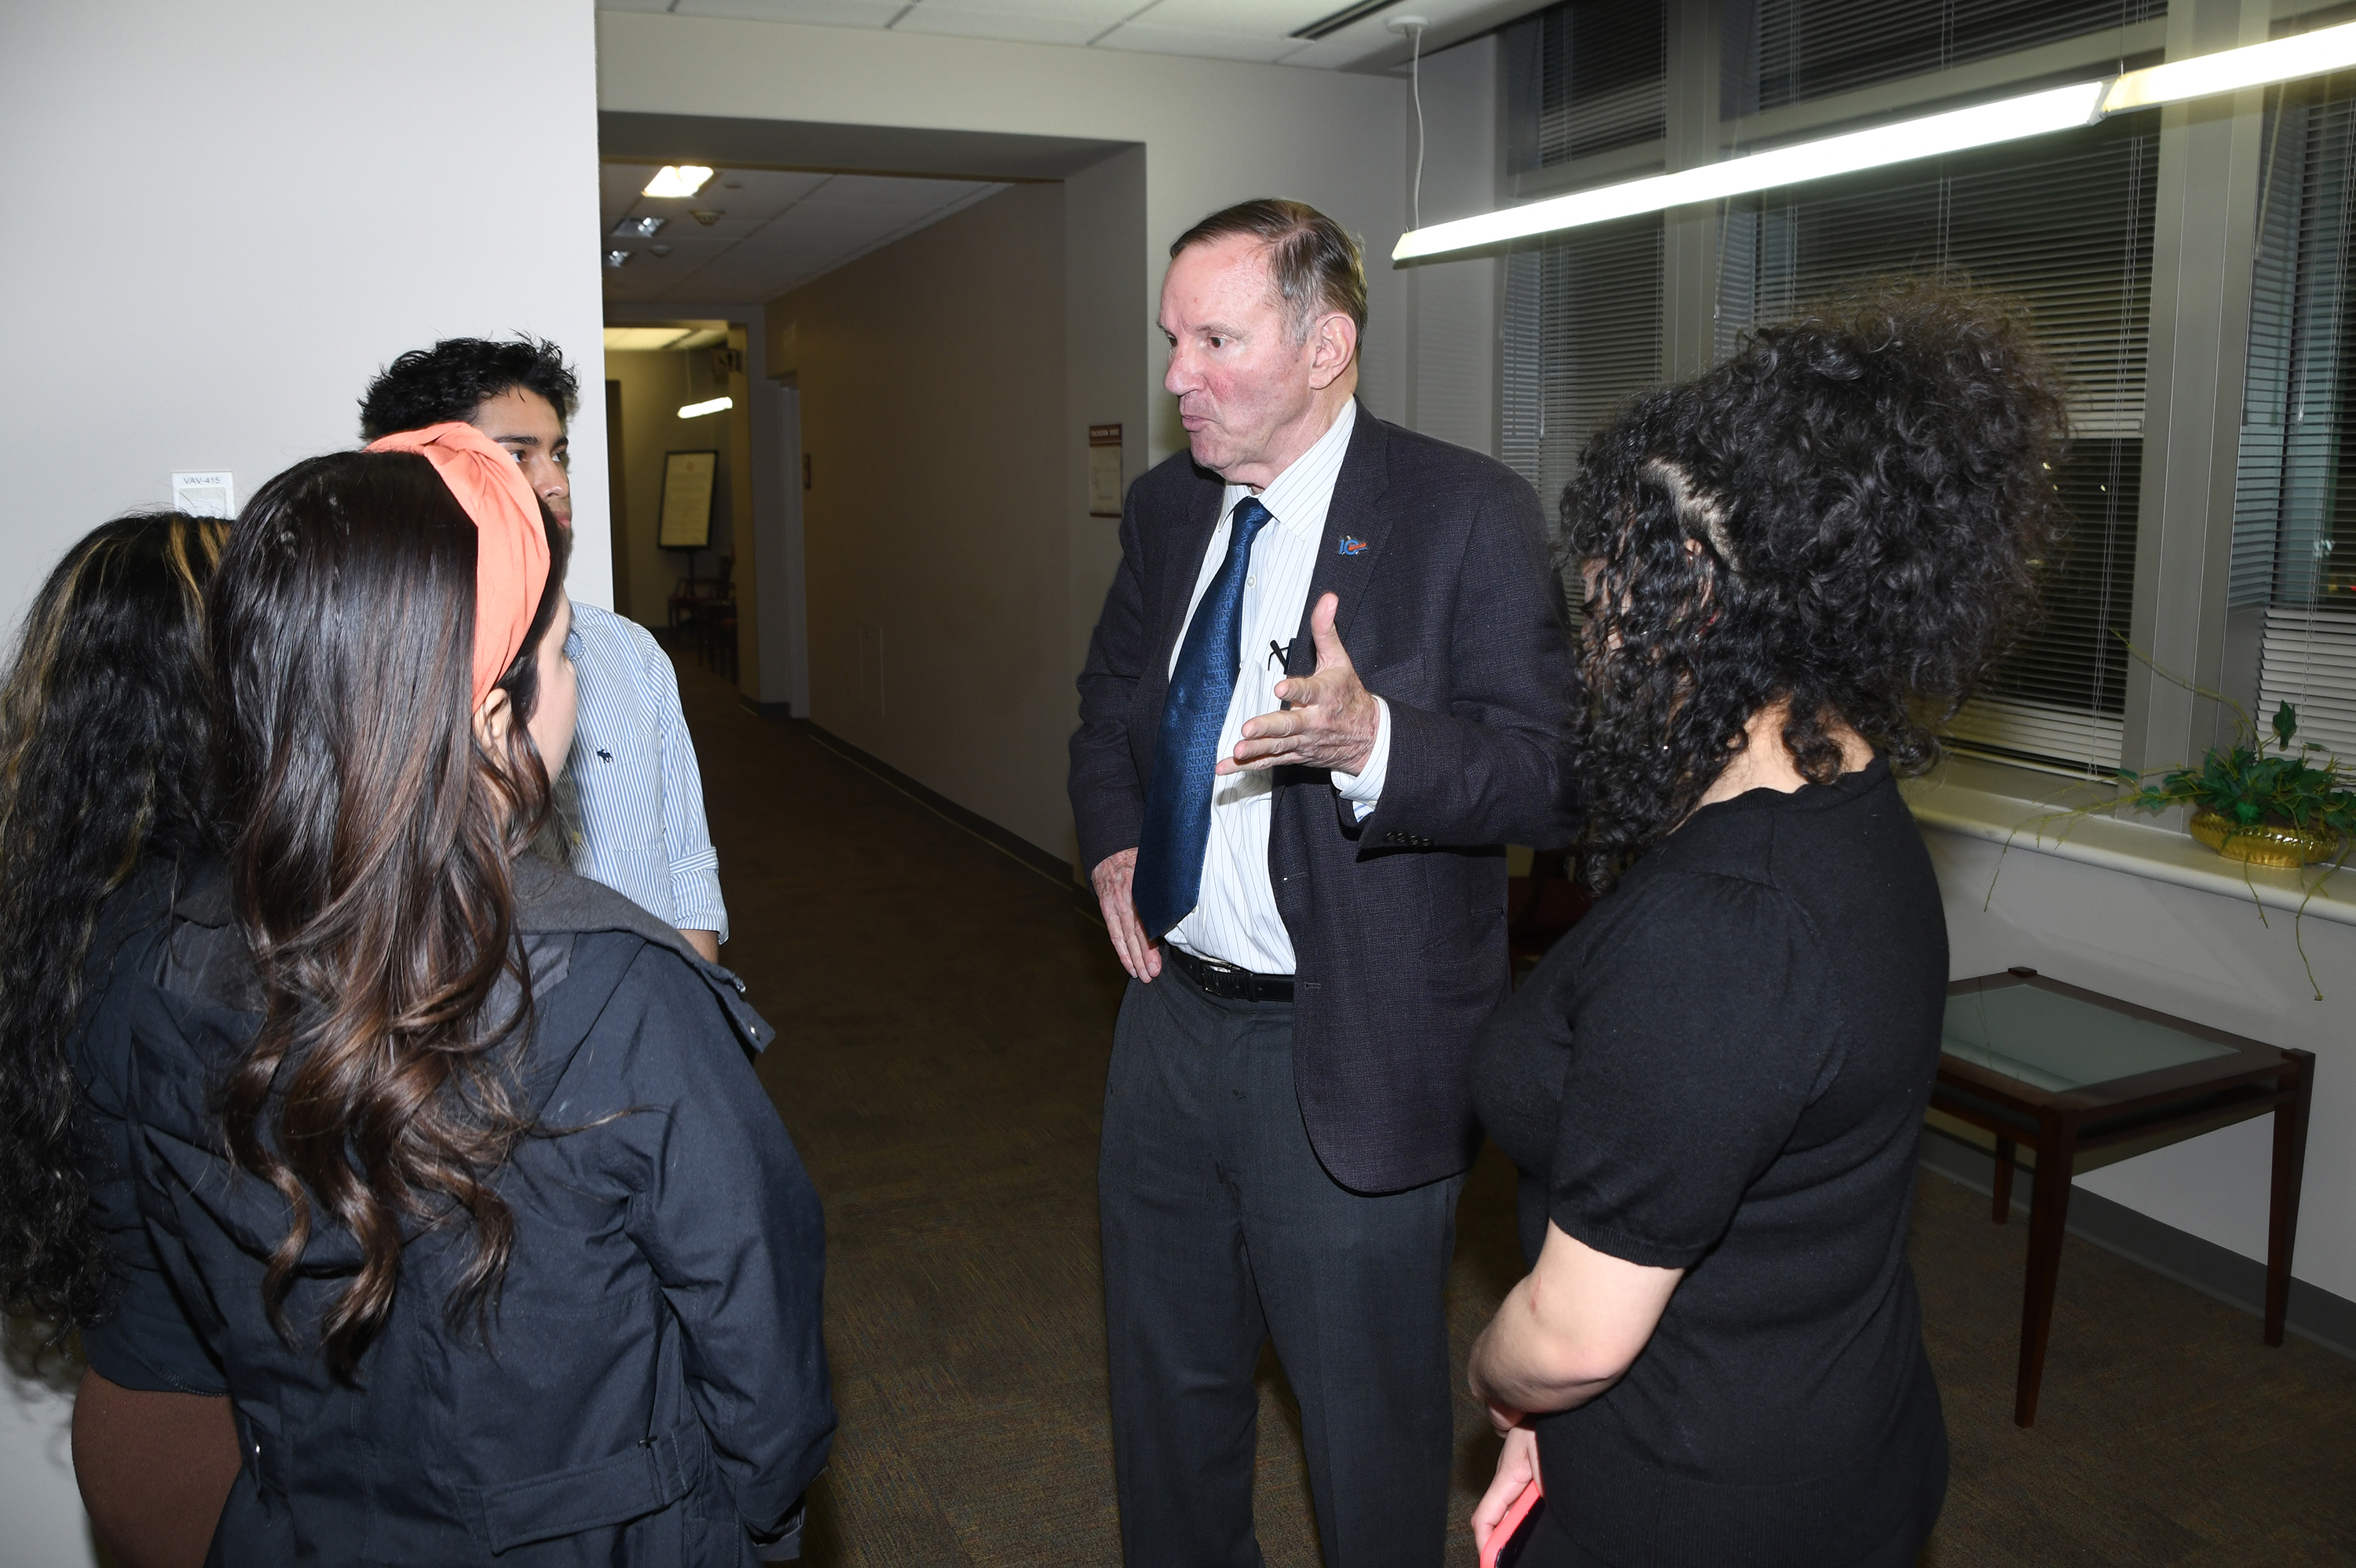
597;9;1410;468
605;344;742;628
770;181;1073;858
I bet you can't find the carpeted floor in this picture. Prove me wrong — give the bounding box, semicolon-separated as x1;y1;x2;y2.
672;656;2356;1567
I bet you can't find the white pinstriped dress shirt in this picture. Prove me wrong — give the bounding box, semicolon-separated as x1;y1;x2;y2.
560;601;730;941
1165;400;1391;977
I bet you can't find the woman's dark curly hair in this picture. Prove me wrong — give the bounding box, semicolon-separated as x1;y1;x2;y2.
1565;280;2069;890
0;512;225;1336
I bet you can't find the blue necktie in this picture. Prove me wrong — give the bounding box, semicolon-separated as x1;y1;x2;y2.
1133;497;1274;940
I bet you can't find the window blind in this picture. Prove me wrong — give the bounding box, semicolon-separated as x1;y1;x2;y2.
1717;115;2160;774
1502;217;1666;628
1728;0;2169;117
1535;0;1667;167
2231;76;2356;759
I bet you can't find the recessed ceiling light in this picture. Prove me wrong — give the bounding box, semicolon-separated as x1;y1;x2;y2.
689;209;725;226
642;165;713;199
649;243;673;257
723;179;743;189
605;250;632;269
614;216;665;238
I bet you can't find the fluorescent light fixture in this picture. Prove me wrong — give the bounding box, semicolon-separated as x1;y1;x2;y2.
642;165;713;199
614;215;666;238
1392;19;2356;263
678;396;733;419
2102;19;2356;112
605;249;631;269
1393;82;2103;261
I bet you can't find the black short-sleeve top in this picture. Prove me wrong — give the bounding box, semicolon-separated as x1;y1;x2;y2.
1472;759;1948;1566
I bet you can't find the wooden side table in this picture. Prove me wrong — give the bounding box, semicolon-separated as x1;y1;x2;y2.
1932;967;2314;1427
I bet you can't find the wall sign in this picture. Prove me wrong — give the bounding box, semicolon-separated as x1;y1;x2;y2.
659;449;719;549
1088;424;1123;517
171;471;234;518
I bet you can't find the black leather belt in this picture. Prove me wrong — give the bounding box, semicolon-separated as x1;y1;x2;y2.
1167;946;1294;1003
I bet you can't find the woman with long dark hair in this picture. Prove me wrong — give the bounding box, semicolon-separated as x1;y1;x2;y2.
120;428;832;1563
1466;283;2068;1567
0;510;242;1567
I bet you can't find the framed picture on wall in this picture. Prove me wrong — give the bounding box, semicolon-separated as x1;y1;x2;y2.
658;449;719;549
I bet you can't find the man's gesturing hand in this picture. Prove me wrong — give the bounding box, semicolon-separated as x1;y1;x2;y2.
1217;592;1379;777
1091;848;1163;982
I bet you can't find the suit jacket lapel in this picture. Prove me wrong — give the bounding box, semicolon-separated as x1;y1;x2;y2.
1288;404;1393;679
1150;466;1227;703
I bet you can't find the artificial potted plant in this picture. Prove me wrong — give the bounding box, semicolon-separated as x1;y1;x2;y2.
2119;700;2355;868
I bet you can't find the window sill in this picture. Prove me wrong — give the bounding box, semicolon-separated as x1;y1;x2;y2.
1900;758;2356;930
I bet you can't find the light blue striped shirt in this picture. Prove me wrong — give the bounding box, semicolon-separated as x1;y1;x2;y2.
1165;401;1390;975
562;601;729;941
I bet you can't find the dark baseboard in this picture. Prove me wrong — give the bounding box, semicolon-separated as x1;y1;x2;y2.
1918;1126;2354;1361
759;716;1085;897
737;694;794;721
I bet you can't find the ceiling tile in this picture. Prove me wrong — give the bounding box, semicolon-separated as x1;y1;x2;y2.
891;0;1138;46
598;163;1007;306
1089;22;1297;64
671;0;904;23
701;169;836;221
889;9;1101;46
1124;0;1333;30
792;174;996;208
603;0;1504;69
903;0;1140;17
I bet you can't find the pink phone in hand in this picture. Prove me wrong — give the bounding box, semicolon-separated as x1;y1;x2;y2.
1480;1478;1545;1568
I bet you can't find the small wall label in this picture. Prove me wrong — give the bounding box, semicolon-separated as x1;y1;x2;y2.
1088;424;1122;517
172;471;234;518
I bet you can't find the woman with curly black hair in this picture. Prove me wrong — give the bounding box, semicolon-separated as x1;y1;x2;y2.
1465;282;2068;1568
0;510;242;1566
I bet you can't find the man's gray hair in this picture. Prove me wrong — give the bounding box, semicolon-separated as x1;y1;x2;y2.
1171;199;1368;343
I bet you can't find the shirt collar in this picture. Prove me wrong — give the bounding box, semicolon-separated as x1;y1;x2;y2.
1227;399;1357;527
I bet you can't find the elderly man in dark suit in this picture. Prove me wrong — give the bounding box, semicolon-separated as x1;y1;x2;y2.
1070;199;1575;1568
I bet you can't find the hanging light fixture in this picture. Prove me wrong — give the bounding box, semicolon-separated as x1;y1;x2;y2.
1392;19;2356;264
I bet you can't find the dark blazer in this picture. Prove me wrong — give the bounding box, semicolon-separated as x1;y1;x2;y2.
1070;406;1576;1193
123;857;833;1566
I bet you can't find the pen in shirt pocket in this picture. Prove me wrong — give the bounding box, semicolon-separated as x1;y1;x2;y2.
1268;640;1293;710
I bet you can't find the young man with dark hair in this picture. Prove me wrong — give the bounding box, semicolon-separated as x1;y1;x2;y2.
361;337;727;959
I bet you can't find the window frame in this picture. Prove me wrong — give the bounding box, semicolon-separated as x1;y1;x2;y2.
1493;0;2353;803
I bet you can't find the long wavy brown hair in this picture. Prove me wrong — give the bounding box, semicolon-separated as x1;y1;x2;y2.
207;449;569;1378
0;513;223;1339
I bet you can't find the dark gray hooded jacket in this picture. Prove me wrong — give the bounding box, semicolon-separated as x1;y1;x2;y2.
121;856;833;1565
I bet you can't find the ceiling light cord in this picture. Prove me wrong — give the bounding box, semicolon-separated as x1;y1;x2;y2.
1387;16;1429;232
1410;23;1425;232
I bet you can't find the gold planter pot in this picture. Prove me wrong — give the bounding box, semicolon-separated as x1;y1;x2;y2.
2188;808;2345;868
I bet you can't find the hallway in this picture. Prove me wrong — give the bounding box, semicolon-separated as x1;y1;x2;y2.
673;658;2356;1568
679;655;1514;1566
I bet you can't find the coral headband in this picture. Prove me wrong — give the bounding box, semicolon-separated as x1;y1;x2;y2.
364;422;551;708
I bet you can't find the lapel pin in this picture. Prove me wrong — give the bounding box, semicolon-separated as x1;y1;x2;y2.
1337;535;1368;556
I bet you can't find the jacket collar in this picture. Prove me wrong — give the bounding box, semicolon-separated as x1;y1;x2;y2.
1288;404;1392;678
1156;400;1390;682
